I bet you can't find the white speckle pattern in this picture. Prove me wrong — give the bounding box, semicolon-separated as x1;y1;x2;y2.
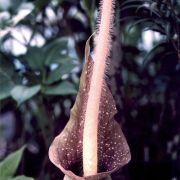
49;56;131;179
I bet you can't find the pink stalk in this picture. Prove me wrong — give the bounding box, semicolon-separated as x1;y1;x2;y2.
83;0;114;176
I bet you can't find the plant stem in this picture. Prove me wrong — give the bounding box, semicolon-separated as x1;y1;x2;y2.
83;0;114;176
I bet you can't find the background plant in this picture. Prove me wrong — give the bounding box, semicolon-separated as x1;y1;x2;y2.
0;0;179;179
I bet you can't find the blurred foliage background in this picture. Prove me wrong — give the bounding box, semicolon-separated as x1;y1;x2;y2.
0;0;179;179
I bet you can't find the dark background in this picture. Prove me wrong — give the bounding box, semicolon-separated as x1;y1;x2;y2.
0;0;179;179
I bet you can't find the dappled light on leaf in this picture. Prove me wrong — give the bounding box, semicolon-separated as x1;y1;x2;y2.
43;81;77;95
0;146;26;178
11;85;41;104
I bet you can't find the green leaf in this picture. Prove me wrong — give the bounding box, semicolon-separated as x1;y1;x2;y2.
80;0;95;16
81;0;92;10
45;62;75;84
22;47;45;70
142;42;167;66
0;5;33;38
80;0;95;30
44;38;69;65
0;14;12;30
0;56;15;100
120;0;151;7
42;81;77;95
122;25;141;46
0;79;14;100
127;18;152;32
0;54;14;76
9;175;34;180
121;4;141;12
0;146;26;178
34;0;49;11
20;38;69;71
11;85;41;104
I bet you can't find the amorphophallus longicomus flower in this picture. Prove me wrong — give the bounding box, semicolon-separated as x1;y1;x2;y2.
49;0;131;179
